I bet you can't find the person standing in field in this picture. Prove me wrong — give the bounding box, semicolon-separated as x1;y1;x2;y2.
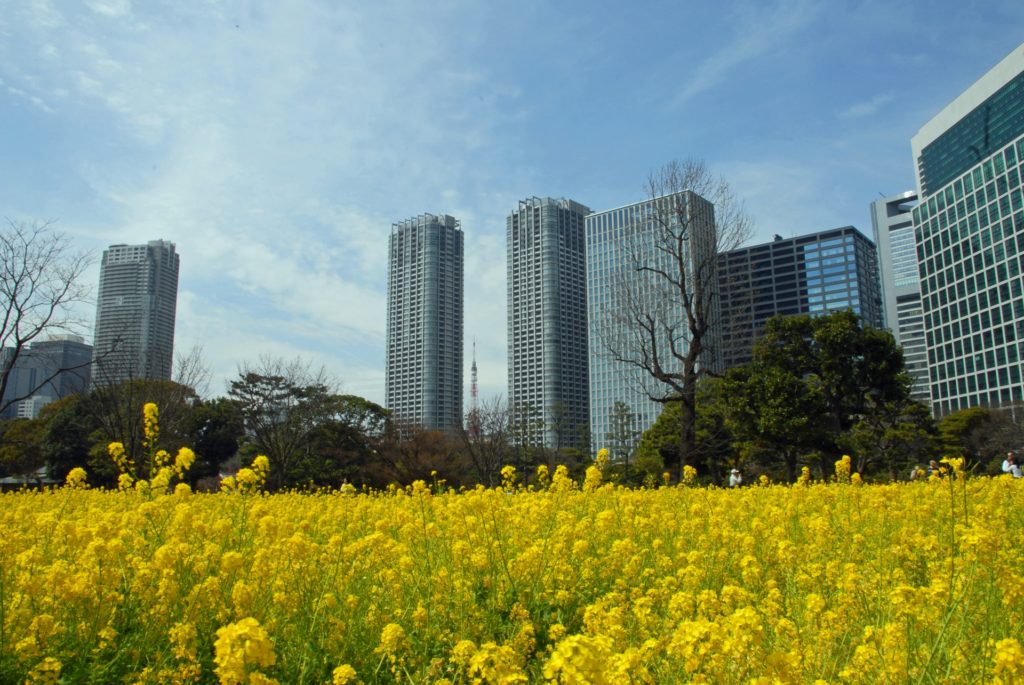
728;469;743;488
1002;451;1022;478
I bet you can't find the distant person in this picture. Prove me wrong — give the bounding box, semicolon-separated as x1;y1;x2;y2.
1003;451;1023;478
728;468;743;488
927;460;943;478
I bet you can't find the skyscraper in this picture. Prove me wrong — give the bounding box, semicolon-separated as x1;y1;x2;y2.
0;334;92;419
911;42;1024;416
871;191;929;403
386;213;463;431
587;191;719;453
718;226;883;368
92;240;179;386
507;197;590;450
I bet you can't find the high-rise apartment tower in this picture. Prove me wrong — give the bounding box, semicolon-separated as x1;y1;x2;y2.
911;42;1024;415
386;213;464;431
92;240;179;386
507;197;590;450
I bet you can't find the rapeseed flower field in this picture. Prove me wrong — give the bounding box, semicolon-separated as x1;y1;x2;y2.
1;411;1022;683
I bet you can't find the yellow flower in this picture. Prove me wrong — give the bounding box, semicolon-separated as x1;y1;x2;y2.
375;623;409;657
143;402;160;447
253;455;270;475
332;664;358;684
501;465;518;490
26;657;62;685
65;467;87;489
543;634;614;683
174;447;196;474
213;617;276;685
108;441;131;472
992;638;1024;682
536;464;550;487
834;454;852;481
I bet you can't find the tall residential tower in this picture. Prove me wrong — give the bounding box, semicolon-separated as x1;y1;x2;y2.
507;197;590;450
386;213;464;431
92;240;179;386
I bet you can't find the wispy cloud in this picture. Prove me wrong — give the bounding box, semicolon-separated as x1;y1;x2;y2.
670;0;822;107
838;93;894;119
0;1;527;402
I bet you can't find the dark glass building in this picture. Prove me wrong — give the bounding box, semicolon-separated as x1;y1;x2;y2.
718;227;883;369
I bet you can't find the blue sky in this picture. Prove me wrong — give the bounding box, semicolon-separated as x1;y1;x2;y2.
1;0;1022;404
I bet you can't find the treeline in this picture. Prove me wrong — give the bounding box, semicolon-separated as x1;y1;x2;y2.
3;312;1022;490
626;310;1024;484
0;357;593;491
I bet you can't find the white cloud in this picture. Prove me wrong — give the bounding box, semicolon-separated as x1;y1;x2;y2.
670;0;822;107
838;93;895;119
0;1;529;405
85;0;131;18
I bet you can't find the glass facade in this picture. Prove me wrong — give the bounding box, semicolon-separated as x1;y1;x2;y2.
586;192;717;457
913;133;1024;416
871;192;929;404
718;227;883;369
918;71;1024;196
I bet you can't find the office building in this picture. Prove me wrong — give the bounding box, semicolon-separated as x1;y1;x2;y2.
507;197;590;450
92;240;179;386
718;227;883;368
587;191;719;453
911;43;1024;416
0;334;92;419
386;213;463;431
871;192;929;403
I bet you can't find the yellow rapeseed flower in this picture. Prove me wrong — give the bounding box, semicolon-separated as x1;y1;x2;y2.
65;467;87;489
213;617;276;685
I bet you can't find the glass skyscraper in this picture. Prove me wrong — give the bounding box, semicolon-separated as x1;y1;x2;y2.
507;197;590;450
0;335;92;419
386;213;464;431
871;191;929;403
718;227;883;369
92;240;179;386
586;191;719;455
911;42;1024;416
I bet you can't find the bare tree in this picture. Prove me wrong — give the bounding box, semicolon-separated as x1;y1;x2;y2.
174;344;212;398
599;160;752;478
0;219;93;415
459;394;513;486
